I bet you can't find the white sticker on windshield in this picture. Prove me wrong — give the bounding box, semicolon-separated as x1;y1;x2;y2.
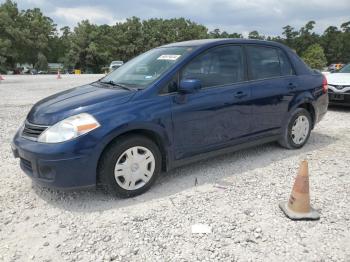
157;54;181;61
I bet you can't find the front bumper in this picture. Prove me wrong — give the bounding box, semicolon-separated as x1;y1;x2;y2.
12;132;98;189
328;89;350;106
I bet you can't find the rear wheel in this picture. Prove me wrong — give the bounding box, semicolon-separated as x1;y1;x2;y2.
98;135;161;198
278;108;312;149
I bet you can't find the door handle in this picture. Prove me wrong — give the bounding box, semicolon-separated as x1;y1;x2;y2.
288;83;297;90
234;91;247;99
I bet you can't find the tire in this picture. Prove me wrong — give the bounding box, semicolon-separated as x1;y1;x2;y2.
98;135;161;198
278;108;312;149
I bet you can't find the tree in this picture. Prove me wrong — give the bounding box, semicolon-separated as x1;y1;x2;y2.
248;30;264;40
65;20;97;71
209;28;242;39
0;0;23;71
282;25;298;49
209;28;221;38
2;1;350;73
294;21;320;56
340;21;350;33
340;21;350;63
34;52;48;70
47;26;71;64
301;44;327;69
321;26;343;63
0;1;56;72
21;8;56;66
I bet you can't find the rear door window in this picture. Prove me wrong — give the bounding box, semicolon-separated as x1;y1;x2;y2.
247;46;281;80
181;45;244;88
277;49;294;76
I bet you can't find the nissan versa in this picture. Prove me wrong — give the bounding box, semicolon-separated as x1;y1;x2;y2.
12;39;328;197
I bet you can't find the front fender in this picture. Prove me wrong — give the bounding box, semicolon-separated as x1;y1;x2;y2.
91;118;172;170
102;121;171;149
90;94;173;173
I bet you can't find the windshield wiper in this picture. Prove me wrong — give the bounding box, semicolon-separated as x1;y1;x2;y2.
99;80;135;91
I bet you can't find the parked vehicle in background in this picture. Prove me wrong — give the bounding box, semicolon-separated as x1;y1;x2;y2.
12;39;328;198
48;63;63;74
109;60;124;71
328;63;344;72
326;63;350;106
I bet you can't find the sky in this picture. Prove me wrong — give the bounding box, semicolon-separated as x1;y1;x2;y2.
6;0;350;36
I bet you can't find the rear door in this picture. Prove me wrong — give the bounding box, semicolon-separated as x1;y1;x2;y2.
246;45;297;136
170;45;252;159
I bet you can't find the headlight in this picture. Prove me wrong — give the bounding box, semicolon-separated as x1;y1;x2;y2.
38;113;100;143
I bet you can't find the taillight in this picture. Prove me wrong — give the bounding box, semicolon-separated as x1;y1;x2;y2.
322;77;328;94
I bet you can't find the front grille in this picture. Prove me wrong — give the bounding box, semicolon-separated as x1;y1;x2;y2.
20;158;33;172
328;89;350;95
329;84;350;91
22;121;48;140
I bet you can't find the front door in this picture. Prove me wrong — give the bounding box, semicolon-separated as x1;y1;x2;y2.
171;45;251;160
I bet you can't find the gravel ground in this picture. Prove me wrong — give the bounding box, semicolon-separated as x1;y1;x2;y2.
0;75;349;262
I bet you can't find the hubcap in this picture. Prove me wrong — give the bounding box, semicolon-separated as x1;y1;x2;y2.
291;115;310;145
114;146;155;190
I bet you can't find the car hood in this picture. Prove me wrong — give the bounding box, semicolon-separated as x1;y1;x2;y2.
27;83;136;125
326;73;350;85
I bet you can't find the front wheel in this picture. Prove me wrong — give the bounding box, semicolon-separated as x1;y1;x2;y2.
98;135;161;198
278;108;312;149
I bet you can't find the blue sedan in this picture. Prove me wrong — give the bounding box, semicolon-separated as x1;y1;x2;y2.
12;39;328;197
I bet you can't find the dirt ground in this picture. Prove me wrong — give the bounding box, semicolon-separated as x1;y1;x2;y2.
0;75;349;262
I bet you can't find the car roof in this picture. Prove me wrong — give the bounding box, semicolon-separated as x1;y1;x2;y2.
161;38;288;49
160;38;313;76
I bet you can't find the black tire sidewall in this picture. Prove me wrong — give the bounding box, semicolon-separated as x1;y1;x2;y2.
286;108;312;149
99;135;161;198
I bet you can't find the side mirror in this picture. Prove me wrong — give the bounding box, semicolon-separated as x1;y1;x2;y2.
178;79;201;93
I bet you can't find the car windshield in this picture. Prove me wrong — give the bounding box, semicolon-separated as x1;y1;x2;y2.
338;64;350;73
101;46;194;89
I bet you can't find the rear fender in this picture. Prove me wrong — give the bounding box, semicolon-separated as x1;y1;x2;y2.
288;91;314;113
282;91;316;128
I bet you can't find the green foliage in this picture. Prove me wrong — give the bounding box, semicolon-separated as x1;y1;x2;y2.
35;52;48;71
0;0;22;71
64;17;209;72
0;0;55;72
209;29;242;38
340;22;350;62
248;30;265;40
301;44;327;69
281;25;298;49
21;8;56;65
0;0;349;73
277;20;350;64
321;26;343;63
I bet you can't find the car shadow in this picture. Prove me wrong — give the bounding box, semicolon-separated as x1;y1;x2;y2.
328;105;350;112
33;132;337;212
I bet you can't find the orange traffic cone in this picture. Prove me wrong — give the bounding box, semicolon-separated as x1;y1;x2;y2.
57;70;62;79
279;160;320;220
